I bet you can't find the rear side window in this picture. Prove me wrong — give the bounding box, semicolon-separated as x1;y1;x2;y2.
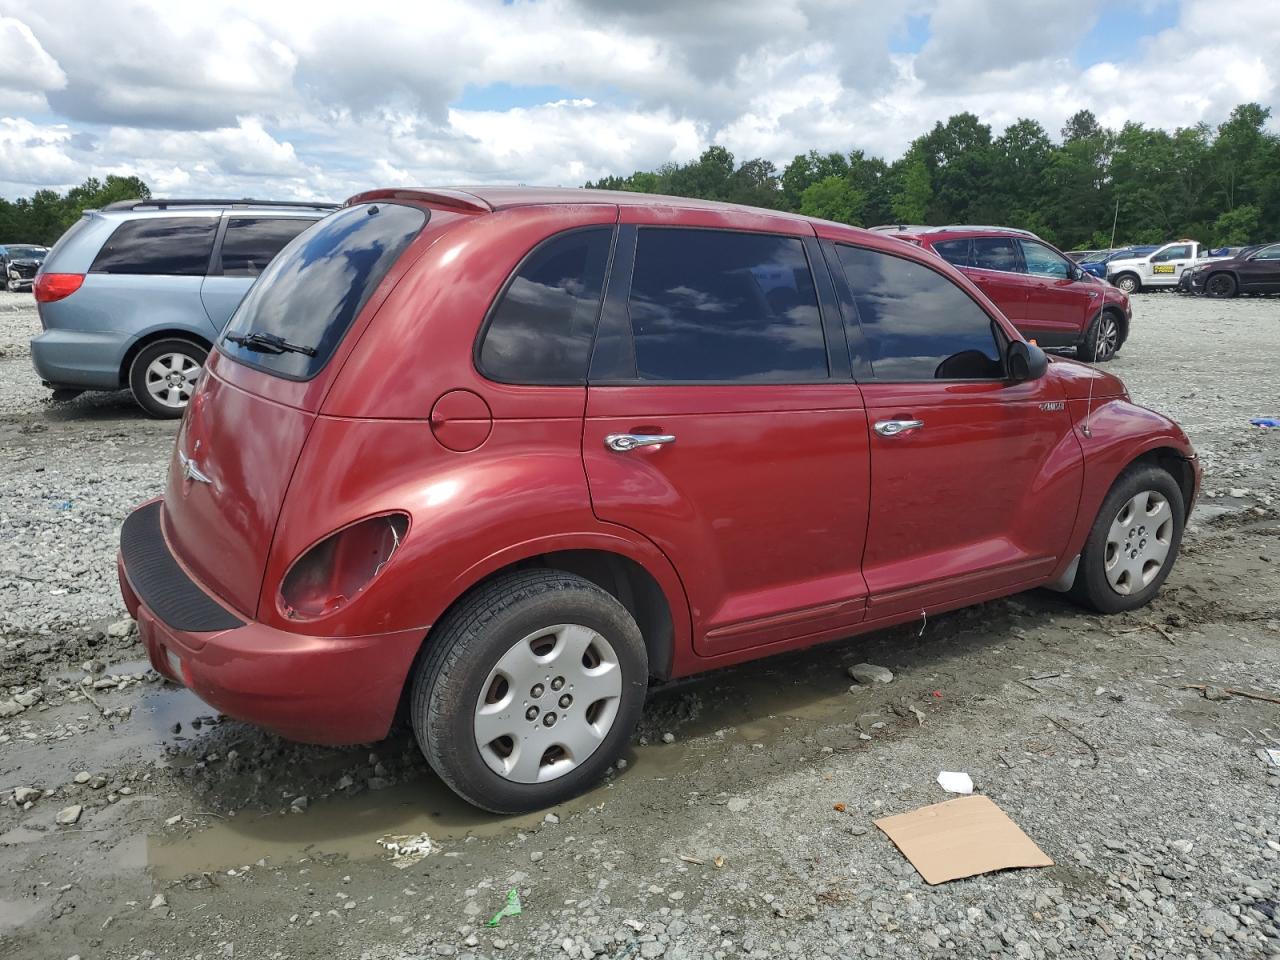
932;239;972;267
478;227;612;383
90;217;217;276
220;202;426;380
836;245;1003;381
218;218;317;277
971;236;1022;272
626;228;827;382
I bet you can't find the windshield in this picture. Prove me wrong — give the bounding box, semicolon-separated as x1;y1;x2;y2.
7;246;46;259
220;202;426;380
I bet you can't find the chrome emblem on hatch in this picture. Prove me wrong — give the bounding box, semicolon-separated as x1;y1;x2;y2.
178;450;212;485
1039;401;1065;412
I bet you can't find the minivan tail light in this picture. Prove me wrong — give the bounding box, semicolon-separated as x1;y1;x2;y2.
34;273;85;303
279;513;409;619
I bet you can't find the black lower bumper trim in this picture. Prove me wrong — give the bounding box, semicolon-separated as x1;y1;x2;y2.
120;501;243;632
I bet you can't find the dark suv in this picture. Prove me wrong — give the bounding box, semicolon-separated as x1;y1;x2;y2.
119;188;1197;813
871;226;1132;362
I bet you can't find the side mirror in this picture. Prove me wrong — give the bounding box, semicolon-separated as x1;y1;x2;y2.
1007;340;1048;382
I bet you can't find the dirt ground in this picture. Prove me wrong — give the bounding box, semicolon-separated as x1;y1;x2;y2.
1;289;1278;960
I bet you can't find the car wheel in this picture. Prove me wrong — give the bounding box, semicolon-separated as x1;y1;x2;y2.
1069;465;1185;615
1113;273;1140;294
1082;311;1121;363
411;569;648;814
1204;273;1237;298
6;278;19;292
128;338;207;419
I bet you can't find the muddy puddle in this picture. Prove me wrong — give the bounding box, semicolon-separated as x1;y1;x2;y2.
146;647;890;877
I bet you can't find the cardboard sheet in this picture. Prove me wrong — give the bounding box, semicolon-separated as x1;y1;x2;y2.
874;794;1053;885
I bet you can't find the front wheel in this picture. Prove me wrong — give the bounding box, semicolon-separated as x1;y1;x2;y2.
411;570;648;814
1204;273;1237;298
1113;273;1140;294
1081;311;1121;363
128;338;207;419
1069;465;1185;614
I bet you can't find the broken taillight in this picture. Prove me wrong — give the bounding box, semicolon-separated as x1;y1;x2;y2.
279;513;409;619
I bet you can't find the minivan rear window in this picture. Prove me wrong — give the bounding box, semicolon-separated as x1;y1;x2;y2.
219;203;426;380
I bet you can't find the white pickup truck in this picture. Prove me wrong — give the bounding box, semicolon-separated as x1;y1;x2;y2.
1105;240;1227;293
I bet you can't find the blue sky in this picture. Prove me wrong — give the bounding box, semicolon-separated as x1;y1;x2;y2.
1;0;1276;201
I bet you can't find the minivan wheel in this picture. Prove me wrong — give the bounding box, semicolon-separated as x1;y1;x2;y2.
411;569;648;814
1204;273;1237;298
1069;465;1184;614
1113;273;1140;294
1082;311;1121;363
128;339;207;419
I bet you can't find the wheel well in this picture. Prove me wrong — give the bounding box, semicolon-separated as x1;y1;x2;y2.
1130;448;1196;520
118;331;212;388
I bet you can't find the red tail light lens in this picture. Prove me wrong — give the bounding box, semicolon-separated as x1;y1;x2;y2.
34;273;85;303
280;513;409;619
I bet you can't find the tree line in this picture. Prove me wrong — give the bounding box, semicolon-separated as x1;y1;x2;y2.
586;104;1280;250
0;176;151;247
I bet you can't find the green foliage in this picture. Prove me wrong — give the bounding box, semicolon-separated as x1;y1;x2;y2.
798;176;865;225
584;102;1280;248
0;175;151;246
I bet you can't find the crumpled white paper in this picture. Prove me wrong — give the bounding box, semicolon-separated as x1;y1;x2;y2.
937;771;974;794
377;832;435;868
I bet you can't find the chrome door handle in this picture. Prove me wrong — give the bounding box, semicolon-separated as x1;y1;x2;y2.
604;433;676;452
874;418;924;437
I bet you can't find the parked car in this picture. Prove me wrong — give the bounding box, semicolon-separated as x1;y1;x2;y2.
1;243;48;291
118;187;1200;813
874;225;1132;361
30;198;337;417
1179;241;1280;297
1065;249;1102;262
1104;240;1231;293
1079;246;1158;279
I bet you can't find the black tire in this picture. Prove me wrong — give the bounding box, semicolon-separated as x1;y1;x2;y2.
411;569;648;814
127;338;207;419
1069;464;1185;614
1080;310;1122;363
1203;272;1237;298
1113;273;1140;294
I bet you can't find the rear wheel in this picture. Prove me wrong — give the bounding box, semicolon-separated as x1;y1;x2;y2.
1204;273;1237;298
411;569;648;814
1113;273;1140;294
1069;465;1184;614
128;338;207;419
1081;311;1121;363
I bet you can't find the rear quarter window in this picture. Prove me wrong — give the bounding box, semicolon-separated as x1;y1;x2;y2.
218;217;318;277
219;202;426;380
89;217;218;276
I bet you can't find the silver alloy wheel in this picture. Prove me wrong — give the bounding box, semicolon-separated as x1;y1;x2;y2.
1104;490;1173;595
144;352;202;409
474;623;623;784
1115;275;1138;293
1094;315;1119;361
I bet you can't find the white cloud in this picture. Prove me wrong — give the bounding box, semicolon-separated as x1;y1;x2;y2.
0;0;1277;202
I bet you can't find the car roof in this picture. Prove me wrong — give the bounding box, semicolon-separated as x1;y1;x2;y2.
346;185;826;221
95;198;339;220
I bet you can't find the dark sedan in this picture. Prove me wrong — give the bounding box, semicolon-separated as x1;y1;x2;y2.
1181;242;1280;297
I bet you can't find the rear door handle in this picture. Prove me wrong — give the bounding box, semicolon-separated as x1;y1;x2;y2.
605;433;676;452
874;419;924;437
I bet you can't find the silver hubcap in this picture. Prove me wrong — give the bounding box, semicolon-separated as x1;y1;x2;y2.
474;623;622;784
1118;277;1135;292
145;352;201;408
1095;317;1118;360
1104;491;1173;595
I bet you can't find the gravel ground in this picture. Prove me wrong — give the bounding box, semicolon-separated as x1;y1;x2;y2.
1;288;1278;960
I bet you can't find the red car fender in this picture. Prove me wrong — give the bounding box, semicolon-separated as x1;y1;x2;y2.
1049;396;1199;583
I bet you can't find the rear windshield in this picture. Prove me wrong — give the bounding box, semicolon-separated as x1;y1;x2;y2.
219;202;426;380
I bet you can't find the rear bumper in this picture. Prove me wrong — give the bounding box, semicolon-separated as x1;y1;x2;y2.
118;501;425;745
30;328;128;389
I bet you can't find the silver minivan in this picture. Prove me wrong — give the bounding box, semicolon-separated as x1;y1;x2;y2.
31;198;336;417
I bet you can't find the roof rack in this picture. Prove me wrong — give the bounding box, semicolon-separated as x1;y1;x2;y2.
867;224;932;233
103;198;340;212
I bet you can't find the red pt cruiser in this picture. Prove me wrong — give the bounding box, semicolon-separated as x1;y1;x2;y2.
118;188;1199;813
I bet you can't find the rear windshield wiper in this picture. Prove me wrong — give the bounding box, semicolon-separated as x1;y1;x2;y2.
224;331;317;357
